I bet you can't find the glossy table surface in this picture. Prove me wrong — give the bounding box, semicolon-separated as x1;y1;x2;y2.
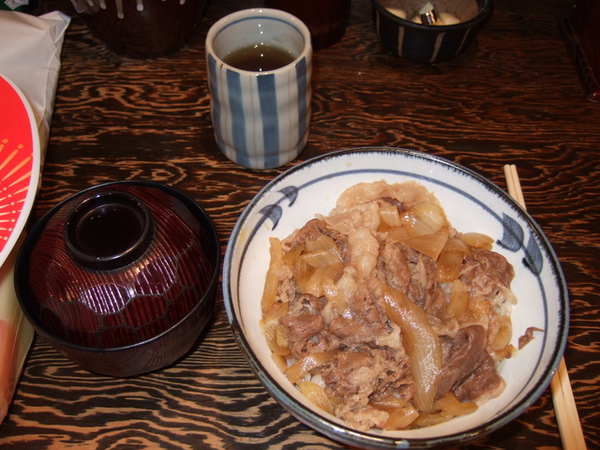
1;0;599;448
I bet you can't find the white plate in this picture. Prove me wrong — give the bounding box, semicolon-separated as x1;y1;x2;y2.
0;73;40;267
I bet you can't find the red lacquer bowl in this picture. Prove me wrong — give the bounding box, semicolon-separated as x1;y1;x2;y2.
15;181;220;377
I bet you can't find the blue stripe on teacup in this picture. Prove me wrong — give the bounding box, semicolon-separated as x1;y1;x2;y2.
226;70;251;168
207;53;222;148
296;57;309;149
208;53;250;167
257;74;279;169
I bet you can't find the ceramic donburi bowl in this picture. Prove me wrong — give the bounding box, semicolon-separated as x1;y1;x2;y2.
223;147;567;448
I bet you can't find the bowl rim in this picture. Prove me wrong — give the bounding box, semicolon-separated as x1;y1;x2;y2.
371;0;493;31
15;180;221;354
223;147;569;448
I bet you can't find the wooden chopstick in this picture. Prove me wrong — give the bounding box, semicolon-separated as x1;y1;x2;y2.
503;164;527;209
503;164;587;450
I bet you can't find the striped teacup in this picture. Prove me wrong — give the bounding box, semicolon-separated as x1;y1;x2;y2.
206;8;312;169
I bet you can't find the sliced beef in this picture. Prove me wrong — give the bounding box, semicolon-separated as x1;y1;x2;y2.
281;314;324;357
288;293;326;317
317;346;414;430
454;353;503;402
378;242;437;309
436;325;488;400
408;251;438;310
283;218;347;257
518;326;544;349
329;305;387;347
461;248;515;299
379;241;411;293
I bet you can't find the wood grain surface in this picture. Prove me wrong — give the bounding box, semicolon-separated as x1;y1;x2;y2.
1;0;599;448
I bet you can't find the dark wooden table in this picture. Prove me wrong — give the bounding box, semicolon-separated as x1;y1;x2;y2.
1;0;598;448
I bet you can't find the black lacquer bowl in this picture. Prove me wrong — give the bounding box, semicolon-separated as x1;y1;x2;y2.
372;0;493;63
15;181;220;377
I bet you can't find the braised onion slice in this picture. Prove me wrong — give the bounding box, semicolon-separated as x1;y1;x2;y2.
303;262;344;298
460;232;494;250
286;351;335;384
404;227;449;261
383;405;420;430
297;381;337;415
260;301;290;357
300;249;343;268
402;202;448;237
435;392;477;416
448;279;471;319
380;284;443;413
379;204;403;227
370;395;419;430
262;238;284;312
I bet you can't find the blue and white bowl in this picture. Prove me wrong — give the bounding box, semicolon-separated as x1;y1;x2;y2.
223;147;567;448
372;0;493;63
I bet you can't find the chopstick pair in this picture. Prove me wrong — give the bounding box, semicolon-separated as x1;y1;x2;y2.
503;164;587;450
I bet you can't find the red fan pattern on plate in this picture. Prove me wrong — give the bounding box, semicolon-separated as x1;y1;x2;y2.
0;74;40;266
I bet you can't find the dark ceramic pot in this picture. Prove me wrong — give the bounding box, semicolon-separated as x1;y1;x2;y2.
15;181;220;377
70;0;208;58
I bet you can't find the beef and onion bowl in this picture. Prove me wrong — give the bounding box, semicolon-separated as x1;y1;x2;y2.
260;180;535;431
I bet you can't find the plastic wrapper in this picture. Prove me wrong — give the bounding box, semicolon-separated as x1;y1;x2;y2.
0;236;33;422
0;10;70;157
0;9;70;423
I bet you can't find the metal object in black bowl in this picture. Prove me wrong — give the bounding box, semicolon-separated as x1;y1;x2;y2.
371;0;493;63
15;181;220;377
